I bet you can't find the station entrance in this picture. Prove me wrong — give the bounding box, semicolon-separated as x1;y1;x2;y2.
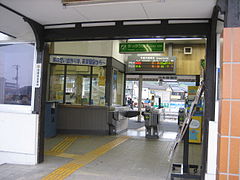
41;37;206;179
43;38;205;137
0;1;224;179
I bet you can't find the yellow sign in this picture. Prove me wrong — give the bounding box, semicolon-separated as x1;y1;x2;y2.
189;116;202;143
188;86;198;95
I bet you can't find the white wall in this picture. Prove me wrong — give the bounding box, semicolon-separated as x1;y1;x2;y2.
54;41;113;57
0;112;39;165
54;40;127;64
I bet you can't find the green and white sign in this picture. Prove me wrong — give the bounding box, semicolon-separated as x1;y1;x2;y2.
119;42;165;53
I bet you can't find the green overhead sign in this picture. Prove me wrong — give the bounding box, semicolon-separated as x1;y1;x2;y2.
119;42;165;53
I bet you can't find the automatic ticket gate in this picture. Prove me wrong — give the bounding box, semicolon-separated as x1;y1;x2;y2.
108;106;140;135
142;107;160;139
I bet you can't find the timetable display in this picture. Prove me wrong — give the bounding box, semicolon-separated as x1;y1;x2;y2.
127;56;176;74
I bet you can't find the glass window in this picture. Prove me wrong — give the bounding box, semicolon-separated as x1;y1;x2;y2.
65;65;91;105
48;63;107;106
49;65;65;102
0;43;34;105
125;80;139;106
91;67;106;106
112;70;124;105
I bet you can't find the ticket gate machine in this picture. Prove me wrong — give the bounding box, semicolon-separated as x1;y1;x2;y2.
142;107;160;139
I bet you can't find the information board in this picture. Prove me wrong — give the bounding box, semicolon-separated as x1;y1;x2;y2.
127;56;176;74
49;55;107;66
119;42;165;53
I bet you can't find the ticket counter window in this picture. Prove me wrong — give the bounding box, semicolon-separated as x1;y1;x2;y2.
92;67;106;106
49;65;65;102
49;64;106;106
112;70;124;106
65;65;90;105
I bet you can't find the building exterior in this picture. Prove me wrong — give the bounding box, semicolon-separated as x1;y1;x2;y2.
0;0;239;179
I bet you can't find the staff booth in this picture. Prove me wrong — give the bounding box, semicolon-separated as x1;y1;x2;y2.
45;54;127;136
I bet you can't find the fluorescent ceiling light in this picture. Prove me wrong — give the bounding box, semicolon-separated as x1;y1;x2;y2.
0;32;14;41
128;38;205;41
162;79;178;82
62;0;165;6
164;38;205;41
128;38;164;41
123;21;161;25
82;22;115;27
169;20;209;24
44;24;75;29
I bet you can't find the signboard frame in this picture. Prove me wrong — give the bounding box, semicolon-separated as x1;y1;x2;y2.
126;56;176;74
119;42;165;54
49;54;107;67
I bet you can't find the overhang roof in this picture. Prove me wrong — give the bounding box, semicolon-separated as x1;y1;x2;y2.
0;0;217;42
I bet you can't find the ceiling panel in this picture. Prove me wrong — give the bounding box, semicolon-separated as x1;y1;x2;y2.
0;0;216;25
142;0;217;19
0;0;216;42
0;0;87;24
0;6;35;42
72;3;147;21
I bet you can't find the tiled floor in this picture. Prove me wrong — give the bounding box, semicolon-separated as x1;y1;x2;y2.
0;122;202;180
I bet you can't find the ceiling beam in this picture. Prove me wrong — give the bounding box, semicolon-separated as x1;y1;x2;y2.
43;18;210;26
45;22;210;41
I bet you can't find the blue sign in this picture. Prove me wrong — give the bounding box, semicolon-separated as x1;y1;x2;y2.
50;55;107;66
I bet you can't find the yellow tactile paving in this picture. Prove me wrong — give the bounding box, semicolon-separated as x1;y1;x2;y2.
42;136;129;180
50;137;78;153
49;136;79;153
42;162;84;180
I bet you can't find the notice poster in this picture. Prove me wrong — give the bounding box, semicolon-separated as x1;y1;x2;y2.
188;86;199;100
189;116;202;143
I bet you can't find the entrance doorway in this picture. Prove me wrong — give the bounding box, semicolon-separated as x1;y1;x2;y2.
43;38;206;140
40;36;207;179
124;74;198;139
